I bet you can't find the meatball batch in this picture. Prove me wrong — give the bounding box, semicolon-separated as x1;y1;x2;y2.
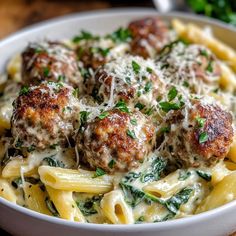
77;109;155;173
157;41;222;94
88;55;165;111
128;17;174;58
159;98;234;168
22;42;82;87
75;31;130;70
11;82;80;149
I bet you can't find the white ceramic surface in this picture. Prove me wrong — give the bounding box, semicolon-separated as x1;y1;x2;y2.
0;8;236;236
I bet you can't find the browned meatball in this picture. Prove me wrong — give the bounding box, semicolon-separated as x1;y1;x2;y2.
77;109;155;173
159;98;234;168
11;82;80;149
22;42;82;87
128;17;173;58
87;55;165;111
157;42;221;93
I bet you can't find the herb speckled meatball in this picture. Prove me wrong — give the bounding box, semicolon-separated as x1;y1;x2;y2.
77;109;155;173
11;82;80;149
22;42;82;87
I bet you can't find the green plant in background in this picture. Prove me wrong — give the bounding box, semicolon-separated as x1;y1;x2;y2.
187;0;236;26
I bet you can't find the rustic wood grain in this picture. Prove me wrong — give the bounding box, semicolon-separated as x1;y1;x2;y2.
0;0;154;39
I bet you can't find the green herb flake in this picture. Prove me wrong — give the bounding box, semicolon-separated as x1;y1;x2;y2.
126;129;136;139
132;60;141;74
130;118;137;126
93;168;106;178
199;132;208;144
144;81;152;94
135;216;145;224
183;81;189;87
115;100;129;113
206;60;213;73
43;67;50;77
168;86;178;101
77;197;100;216
108;159;116;169
43;156;65;168
57;75;65;82
196;116;206;128
107;27;132;43
73;30;99;43
98;111;109;120
160;126;171;133
159;101;183;113
80;111;91;126
125;77;131;85
73;88;79;97
196;170;212;181
20;86;29;95
134;102;145;110
45;197;59;216
146;67;153;73
200;49;208;57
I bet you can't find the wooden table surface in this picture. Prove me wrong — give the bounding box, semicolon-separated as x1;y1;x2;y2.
0;0;235;235
0;0;154;39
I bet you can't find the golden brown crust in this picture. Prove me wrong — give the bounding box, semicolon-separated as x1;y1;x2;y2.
78;109;155;173
128;17;170;58
11;82;80;149
190;102;233;161
22;42;81;87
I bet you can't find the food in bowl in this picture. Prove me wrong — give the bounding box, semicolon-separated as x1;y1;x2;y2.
0;16;236;225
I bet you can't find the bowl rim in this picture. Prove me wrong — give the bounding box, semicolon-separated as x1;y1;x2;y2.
0;7;236;231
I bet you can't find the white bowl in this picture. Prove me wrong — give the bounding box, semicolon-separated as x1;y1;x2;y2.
0;8;236;236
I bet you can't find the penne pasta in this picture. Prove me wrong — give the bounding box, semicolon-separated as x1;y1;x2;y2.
0;178;17;203
196;171;236;213
100;190;134;224
46;186;85;222
39;166;113;194
24;182;52;216
172;19;236;73
2;157;38;178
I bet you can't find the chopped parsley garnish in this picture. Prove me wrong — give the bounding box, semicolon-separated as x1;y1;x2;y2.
107;27;132;43
196;116;206;128
160;126;171;133
62;106;72;113
115;100;129;113
196;170;212;181
146;67;153;73
200;49;208;57
183;81;190;87
98;111;109;120
126;129;136;139
27;145;35;153
93;168;106;178
15;139;23;148
43;67;50;77
20;86;29;95
134;102;145;110
206;60;213;73
80;111;90;126
159;101;184;113
132;60;141;74
130;118;137;126
57;75;65;82
145;106;154;116
90;47;110;57
199;131;208;143
144;81;152;93
168;86;178;101
108;159;116;169
73;88;79;97
73;30;99;43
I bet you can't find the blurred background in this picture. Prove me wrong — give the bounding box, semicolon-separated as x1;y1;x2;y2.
0;0;236;39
